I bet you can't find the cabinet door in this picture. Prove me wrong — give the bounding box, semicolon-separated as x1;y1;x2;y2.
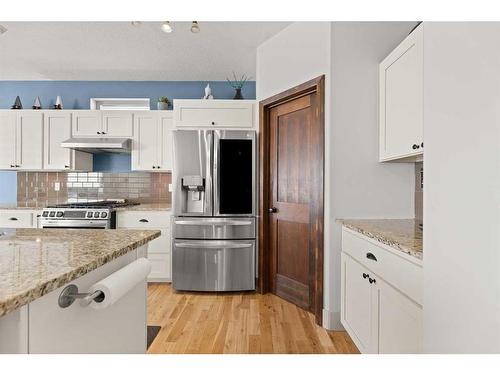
376;278;423;353
148;253;171;282
157;112;173;171
102;111;134;137
72;111;102;137
174;100;255;128
44;111;72;170
341;253;378;353
131;113;158;171
0;112;17;169
17;112;44;170
379;25;423;161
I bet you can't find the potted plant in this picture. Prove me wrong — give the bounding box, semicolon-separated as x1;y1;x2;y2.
226;72;251;100
157;96;170;110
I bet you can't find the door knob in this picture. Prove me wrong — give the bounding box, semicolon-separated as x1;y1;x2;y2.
268;207;278;213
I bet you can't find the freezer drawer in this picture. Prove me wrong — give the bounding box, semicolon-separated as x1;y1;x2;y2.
173;217;255;239
172;239;255;291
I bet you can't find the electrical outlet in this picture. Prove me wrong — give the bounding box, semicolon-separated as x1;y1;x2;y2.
168;183;173;193
54;182;60;191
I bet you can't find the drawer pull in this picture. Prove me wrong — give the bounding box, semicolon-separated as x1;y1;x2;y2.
362;273;369;279
139;219;149;223
9;217;19;221
366;252;377;261
369;277;377;284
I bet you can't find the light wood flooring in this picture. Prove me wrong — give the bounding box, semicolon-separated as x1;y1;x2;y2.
147;283;359;354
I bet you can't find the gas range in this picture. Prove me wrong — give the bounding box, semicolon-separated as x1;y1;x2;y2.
39;200;139;229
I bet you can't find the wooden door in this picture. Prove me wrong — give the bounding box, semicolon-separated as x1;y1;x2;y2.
268;90;322;313
17;112;44;170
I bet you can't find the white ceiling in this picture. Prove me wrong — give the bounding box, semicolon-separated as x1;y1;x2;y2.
0;22;289;80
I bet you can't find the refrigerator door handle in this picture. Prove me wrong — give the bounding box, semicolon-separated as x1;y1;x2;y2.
175;241;253;249
204;130;213;216
213;130;220;216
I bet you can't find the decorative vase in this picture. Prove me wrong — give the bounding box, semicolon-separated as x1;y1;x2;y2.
11;96;23;109
157;102;169;110
233;88;243;100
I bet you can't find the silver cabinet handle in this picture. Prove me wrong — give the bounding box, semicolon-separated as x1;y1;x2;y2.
174;220;252;226
139;219;149;223
176;242;253;249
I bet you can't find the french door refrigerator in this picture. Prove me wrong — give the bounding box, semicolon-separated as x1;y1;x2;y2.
172;129;256;291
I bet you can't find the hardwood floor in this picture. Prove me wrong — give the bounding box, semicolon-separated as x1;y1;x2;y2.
147;283;359;354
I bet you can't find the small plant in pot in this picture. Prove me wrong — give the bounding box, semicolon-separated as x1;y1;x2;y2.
157;96;170;110
227;72;251;100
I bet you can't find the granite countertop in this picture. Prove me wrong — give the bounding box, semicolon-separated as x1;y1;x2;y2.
339;219;423;260
115;203;172;212
0;228;160;317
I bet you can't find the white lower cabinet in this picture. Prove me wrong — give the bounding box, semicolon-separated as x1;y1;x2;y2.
0;210;41;228
341;228;423;354
116;210;172;282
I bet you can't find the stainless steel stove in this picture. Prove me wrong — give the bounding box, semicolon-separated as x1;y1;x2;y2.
39;200;139;229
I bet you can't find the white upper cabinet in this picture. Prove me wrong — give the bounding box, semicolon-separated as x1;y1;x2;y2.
174;99;255;128
72;110;134;138
0;112;17;169
0;111;43;170
379;24;423;162
132;111;172;172
44;111;92;171
17;112;44;170
71;111;102;137
158;113;174;170
101;111;134;137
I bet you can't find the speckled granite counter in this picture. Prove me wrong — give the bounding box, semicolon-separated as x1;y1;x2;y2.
0;228;160;317
340;219;423;260
115;203;171;211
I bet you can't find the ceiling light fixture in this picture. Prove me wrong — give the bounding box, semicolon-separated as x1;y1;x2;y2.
190;21;200;33
0;24;7;35
161;21;173;33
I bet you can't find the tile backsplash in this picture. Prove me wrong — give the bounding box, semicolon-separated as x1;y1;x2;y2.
17;171;171;207
415;162;423;222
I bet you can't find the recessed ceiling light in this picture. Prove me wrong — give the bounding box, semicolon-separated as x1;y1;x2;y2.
130;21;142;27
0;24;7;35
190;21;200;34
161;21;172;33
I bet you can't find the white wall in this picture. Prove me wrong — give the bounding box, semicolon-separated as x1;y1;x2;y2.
257;22;416;329
328;22;416;327
423;23;500;353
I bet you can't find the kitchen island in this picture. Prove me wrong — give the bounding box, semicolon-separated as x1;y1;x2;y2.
0;228;160;354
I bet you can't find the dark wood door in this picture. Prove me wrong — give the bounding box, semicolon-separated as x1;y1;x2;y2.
268;92;321;312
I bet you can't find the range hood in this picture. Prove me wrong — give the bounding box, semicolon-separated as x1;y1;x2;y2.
61;138;131;153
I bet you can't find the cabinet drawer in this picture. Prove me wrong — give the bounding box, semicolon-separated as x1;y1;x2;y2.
0;211;34;228
342;228;422;305
148;253;171;282
116;211;171;229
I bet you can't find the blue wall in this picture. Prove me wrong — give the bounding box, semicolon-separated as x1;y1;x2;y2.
0;80;256;204
0;81;255;109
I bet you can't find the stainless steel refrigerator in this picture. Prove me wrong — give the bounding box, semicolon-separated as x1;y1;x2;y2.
172;129;256;291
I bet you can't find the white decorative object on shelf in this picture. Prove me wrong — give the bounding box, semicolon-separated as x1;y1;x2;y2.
202;84;214;100
90;98;150;110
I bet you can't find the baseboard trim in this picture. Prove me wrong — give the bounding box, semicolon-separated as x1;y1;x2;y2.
322;309;344;331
